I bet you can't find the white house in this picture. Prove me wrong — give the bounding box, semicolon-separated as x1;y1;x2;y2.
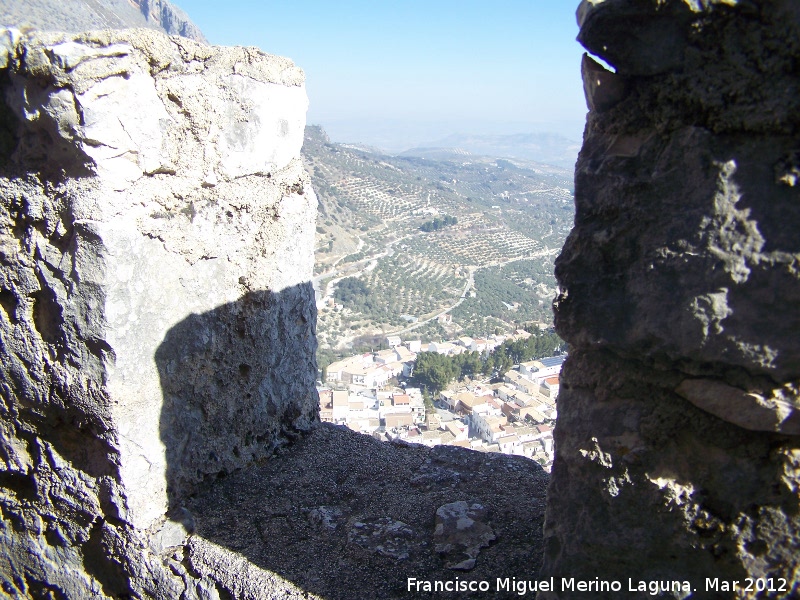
443;420;469;442
520;355;566;384
508;424;539;443
331;390;349;423
373;348;399;364
429;341;461;356
385;335;402;348
345;363;393;389
327;354;373;383
394;345;416;363
470;339;490;353
541;376;560;401
472;413;508;444
496;434;523;456
405;388;426;422
457;336;474;349
503;370;539;395
405;340;422;353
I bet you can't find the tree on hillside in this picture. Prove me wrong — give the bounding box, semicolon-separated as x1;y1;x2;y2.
491;331;565;368
457;351;483;380
410;331;566;390
334;277;370;304
420;215;457;232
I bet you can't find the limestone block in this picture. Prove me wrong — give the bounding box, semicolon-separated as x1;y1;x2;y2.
216;74;308;179
0;28;20;69
77;70;171;182
0;28;317;597
433;500;496;571
676;378;800;435
3;28;307;191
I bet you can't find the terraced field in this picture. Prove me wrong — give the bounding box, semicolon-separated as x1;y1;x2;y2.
360;254;461;322
408;226;546;267
303;126;574;354
335;176;427;220
450;259;559;337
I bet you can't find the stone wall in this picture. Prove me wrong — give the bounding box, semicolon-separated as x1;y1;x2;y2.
6;2;800;597
0;28;318;597
541;0;800;596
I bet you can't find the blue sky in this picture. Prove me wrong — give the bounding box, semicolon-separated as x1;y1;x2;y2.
175;1;587;149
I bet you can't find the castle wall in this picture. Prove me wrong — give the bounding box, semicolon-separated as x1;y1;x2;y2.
541;1;800;595
0;28;318;597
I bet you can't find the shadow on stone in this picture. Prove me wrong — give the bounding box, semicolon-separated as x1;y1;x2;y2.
156;286;551;599
157;285;319;507
182;425;549;600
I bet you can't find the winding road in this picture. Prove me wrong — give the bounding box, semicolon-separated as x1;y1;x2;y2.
313;235;409;308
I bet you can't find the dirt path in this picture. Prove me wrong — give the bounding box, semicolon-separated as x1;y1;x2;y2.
313;235;411;308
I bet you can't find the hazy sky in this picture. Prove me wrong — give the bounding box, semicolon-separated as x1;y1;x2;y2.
175;1;588;149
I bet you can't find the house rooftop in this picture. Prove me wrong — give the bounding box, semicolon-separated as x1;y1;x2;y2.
540;356;566;368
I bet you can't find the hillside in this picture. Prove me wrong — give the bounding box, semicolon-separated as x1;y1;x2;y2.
302;126;574;361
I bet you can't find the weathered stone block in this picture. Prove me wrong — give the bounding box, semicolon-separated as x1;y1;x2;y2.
542;1;800;595
0;28;317;597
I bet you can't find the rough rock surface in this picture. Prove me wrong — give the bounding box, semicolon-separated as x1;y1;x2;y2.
433;501;496;571
0;0;207;43
134;0;207;43
542;0;800;596
0;28;316;597
185;423;549;600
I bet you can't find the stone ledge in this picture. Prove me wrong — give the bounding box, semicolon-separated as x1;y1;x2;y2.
179;423;549;600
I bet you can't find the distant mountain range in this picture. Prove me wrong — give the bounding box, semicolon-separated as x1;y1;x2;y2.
400;132;581;169
0;0;206;43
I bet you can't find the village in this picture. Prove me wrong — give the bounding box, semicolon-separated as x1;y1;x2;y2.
318;329;563;471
